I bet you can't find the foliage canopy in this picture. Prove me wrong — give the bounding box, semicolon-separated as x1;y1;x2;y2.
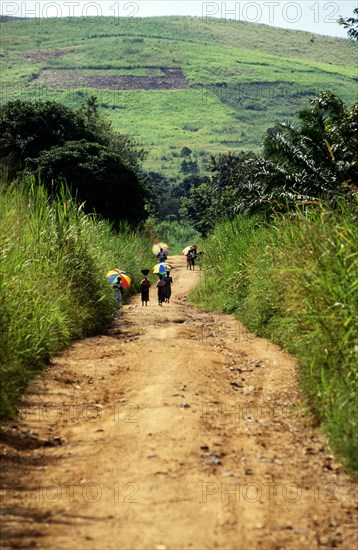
338;7;358;41
0;97;148;226
181;93;358;234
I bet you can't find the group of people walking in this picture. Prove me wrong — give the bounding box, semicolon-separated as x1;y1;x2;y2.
115;243;201;309
185;245;197;270
140;272;173;306
140;247;173;306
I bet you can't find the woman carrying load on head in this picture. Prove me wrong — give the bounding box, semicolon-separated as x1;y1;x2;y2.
140;276;151;306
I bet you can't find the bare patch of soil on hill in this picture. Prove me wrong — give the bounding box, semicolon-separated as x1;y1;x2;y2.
19;47;81;62
35;68;189;90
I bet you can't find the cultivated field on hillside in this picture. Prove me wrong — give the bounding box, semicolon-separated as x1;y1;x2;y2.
1;16;356;173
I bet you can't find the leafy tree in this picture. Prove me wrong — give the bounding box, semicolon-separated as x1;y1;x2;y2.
172;174;203;198
180;151;258;234
144;170;206;222
338;8;358;40
0;98;148;225
33;140;148;226
260;92;358;202
0;100;93;177
180;182;213;235
180;158;199;175
143;171;179;220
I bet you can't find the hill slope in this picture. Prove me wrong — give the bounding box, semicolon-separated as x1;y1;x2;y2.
1;16;357;174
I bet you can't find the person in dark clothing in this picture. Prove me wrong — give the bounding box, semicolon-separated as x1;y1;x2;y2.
156;275;166;306
156;248;167;263
186;249;195;270
113;276;124;308
140;276;151;306
163;271;173;303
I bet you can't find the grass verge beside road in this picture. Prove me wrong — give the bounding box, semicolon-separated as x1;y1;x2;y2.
190;205;358;473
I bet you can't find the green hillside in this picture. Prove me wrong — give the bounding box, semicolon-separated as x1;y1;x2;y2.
1;16;357;174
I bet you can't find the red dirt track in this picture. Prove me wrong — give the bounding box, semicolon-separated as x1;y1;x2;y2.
0;255;357;549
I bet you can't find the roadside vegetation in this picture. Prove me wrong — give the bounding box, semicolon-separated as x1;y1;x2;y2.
0;180;154;419
188;89;357;472
181;92;358;233
190;206;357;472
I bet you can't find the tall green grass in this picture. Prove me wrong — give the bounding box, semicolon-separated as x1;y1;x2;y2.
0;179;154;418
191;205;358;472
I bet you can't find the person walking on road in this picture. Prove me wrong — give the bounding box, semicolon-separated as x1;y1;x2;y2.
156;247;167;263
113;276;124;309
140;274;151;306
186;249;195;270
163;271;173;303
156;275;166;306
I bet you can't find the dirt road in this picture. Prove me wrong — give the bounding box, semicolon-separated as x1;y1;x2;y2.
1;255;357;550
